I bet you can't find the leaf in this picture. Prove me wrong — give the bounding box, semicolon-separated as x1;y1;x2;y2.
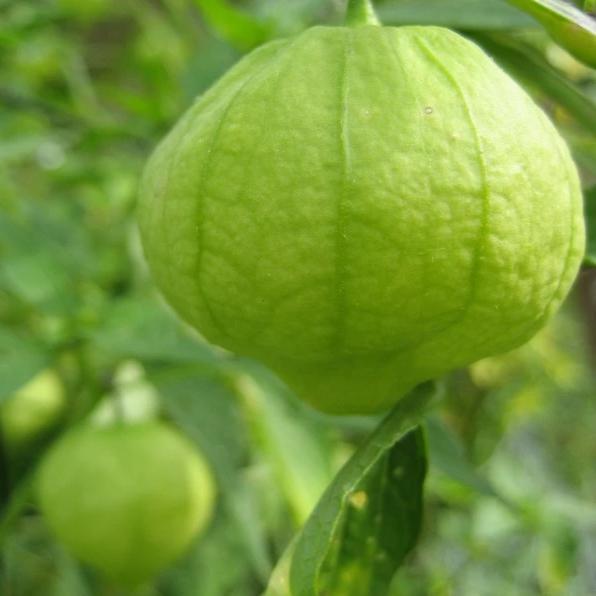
288;383;436;596
583;186;596;266
0;251;74;311
571;133;596;178
161;510;256;596
230;364;335;525
155;368;273;583
91;294;222;366
0;135;49;163
425;415;503;500
472;32;596;136
0;201;98;314
0;329;48;404
182;35;241;98
506;0;596;67
379;0;535;30
194;0;271;50
263;537;296;596
0;515;93;596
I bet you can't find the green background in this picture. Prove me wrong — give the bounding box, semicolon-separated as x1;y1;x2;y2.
1;0;595;594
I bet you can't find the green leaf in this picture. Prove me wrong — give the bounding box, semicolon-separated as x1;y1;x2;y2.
0;251;73;311
289;383;436;596
378;0;535;30
230;364;335;525
92;294;221;366
0;515;93;596
346;0;381;26
182;36;241;99
507;0;596;67
0;135;49;163
161;510;256;596
583;186;596;266
425;415;502;500
472;32;596;136
0;207;89;314
155;369;274;584
0;329;48;404
263;537;296;596
194;0;271;50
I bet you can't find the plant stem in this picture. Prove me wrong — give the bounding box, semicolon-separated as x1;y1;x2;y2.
585;0;596;14
346;0;380;26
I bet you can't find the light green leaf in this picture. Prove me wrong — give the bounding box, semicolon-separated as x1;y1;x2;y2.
194;0;271;50
230;365;335;525
507;0;596;67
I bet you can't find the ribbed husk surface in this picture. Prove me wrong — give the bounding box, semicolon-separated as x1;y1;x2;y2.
139;25;584;414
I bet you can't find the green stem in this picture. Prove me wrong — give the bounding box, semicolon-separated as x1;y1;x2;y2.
346;0;380;26
585;0;596;14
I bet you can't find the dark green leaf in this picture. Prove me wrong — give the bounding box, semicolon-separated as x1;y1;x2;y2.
289;383;436;596
425;415;502;499
583;186;596;266
0;516;93;596
160;510;256;596
379;0;535;30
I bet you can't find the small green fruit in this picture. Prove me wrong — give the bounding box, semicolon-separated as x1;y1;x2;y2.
138;24;584;414
1;369;65;450
37;422;215;585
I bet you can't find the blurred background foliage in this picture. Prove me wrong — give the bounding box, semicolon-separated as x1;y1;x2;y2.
0;0;595;594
